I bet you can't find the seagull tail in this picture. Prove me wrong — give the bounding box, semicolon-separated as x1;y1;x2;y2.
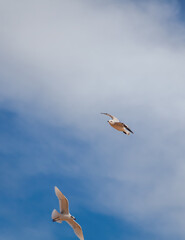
51;209;63;223
123;130;130;135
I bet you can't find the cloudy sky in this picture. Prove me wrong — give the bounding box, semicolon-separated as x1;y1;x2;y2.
1;0;185;239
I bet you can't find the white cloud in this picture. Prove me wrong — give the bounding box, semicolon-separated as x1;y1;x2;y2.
0;224;55;240
1;0;185;238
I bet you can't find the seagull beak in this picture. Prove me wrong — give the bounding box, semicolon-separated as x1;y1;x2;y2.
107;121;109;122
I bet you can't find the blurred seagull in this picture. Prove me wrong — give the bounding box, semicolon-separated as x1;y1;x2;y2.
101;113;134;135
52;186;84;240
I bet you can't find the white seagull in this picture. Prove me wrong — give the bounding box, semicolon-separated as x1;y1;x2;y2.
101;113;134;135
52;186;84;240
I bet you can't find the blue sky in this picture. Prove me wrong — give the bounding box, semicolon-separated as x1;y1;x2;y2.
1;0;185;239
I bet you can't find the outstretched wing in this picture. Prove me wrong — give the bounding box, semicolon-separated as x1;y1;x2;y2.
66;219;84;240
123;123;134;134
101;113;119;122
115;122;134;134
55;186;69;214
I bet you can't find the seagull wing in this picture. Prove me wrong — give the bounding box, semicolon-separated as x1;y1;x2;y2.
55;186;69;214
66;219;84;240
101;113;119;122
123;123;134;134
115;122;134;134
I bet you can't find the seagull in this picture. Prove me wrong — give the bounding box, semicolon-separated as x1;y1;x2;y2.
51;186;84;240
101;113;134;135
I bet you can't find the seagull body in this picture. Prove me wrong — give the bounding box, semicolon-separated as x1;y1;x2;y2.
52;186;84;240
101;113;134;135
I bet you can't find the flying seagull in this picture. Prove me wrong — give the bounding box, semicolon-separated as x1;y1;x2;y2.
52;186;84;240
101;113;134;135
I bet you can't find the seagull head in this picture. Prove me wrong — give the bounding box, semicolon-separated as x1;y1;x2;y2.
108;120;114;124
